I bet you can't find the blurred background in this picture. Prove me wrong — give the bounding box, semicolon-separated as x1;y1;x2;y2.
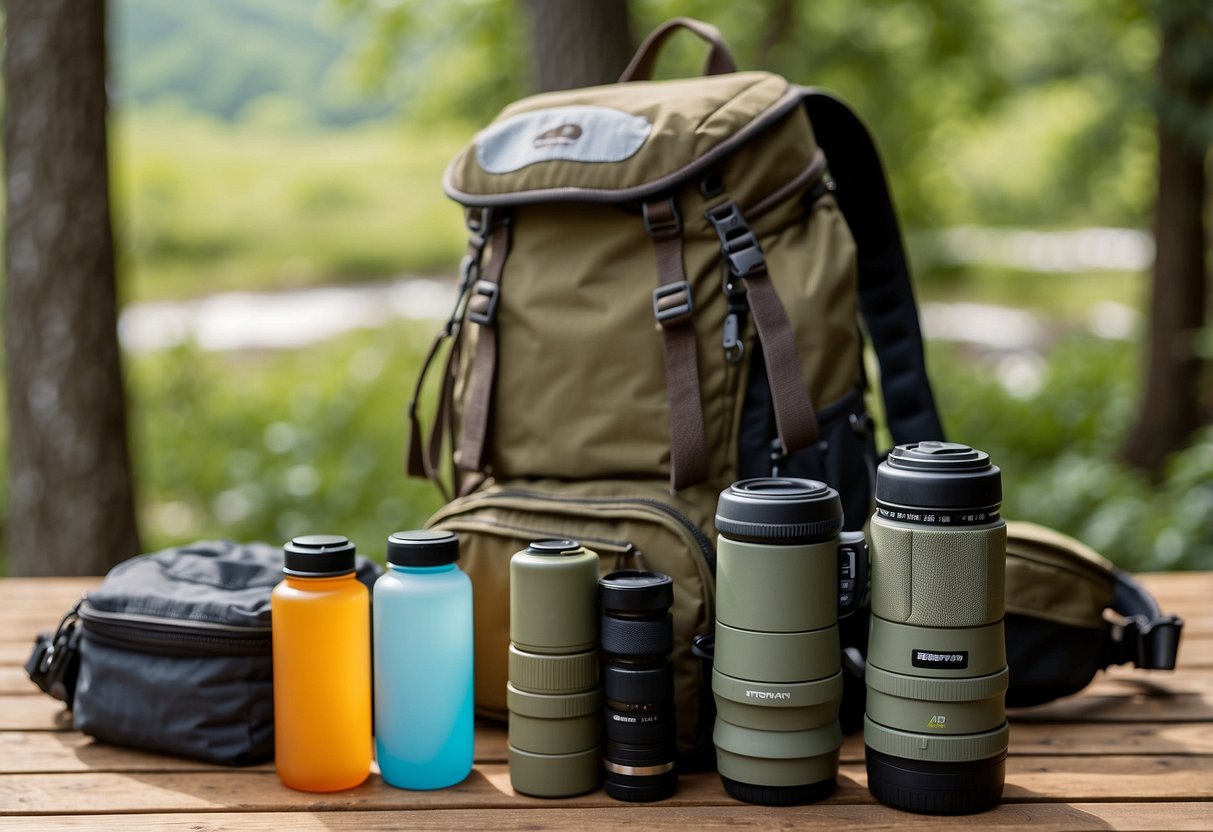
2;0;1210;575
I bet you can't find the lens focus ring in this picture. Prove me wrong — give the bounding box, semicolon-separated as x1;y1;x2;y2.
601;614;673;656
508;645;599;694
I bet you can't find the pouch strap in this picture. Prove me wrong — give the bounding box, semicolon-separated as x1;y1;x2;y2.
456;218;511;488
804;91;945;446
707;200;819;455
645;197;708;491
619;17;737;83
1105;570;1184;671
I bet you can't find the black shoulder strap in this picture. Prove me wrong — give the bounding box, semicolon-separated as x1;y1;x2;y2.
1105;570;1184;671
803;91;945;446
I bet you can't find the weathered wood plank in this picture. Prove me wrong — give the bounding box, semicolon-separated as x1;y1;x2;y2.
0;696;73;731
5;721;1212;775
0;666;39;695
1;756;1211;815
0;729;510;773
1011;669;1213;723
1;804;1211;831
0;577;98;600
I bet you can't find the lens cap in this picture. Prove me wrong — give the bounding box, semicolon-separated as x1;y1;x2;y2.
877;442;1002;516
600;570;674;613
526;539;583;556
715;478;843;544
283;534;356;577
387;530;459;567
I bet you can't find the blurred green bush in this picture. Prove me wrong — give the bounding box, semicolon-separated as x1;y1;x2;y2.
128;325;444;562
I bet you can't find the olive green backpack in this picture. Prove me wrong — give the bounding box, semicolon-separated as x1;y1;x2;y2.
406;18;945;753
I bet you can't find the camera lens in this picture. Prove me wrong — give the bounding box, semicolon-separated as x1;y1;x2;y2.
599;569;676;802
712;478;845;806
865;442;1009;814
508;540;602;798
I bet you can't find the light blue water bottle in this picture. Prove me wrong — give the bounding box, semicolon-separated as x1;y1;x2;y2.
374;530;474;789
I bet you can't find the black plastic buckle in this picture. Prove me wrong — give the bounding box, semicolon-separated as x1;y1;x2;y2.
465;206;494;242
24;601;82;704
1138;614;1184;670
466;280;501;326
706;202;766;278
643;198;682;239
653;280;694;326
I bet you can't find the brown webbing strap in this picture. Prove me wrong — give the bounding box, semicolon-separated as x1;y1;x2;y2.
707;200;819;455
743;273;819;452
456;221;510;485
645;198;708;491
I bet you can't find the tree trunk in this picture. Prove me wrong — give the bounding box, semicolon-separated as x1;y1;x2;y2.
1120;20;1210;473
521;0;633;92
4;0;142;575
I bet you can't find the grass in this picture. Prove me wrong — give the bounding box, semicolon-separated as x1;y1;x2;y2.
112;107;471;302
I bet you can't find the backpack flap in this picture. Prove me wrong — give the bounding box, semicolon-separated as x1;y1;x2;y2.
444;72;801;206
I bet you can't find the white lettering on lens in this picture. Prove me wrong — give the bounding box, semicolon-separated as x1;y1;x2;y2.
916;651;965;663
745;690;791;700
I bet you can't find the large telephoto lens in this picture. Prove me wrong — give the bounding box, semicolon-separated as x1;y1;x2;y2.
508;539;602;798
865;441;1009;814
600;569;677;802
712;478;846;805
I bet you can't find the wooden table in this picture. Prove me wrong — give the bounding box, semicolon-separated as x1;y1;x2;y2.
1;574;1210;830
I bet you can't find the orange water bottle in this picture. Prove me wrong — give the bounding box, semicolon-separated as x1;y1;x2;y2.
272;534;371;791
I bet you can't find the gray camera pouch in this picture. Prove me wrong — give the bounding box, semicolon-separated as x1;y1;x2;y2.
64;540;378;765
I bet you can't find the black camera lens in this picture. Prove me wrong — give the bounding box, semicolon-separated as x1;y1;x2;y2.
599;569;677;802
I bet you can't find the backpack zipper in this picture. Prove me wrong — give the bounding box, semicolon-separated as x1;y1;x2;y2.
78;603;272;656
488;488;717;573
437;516;644;571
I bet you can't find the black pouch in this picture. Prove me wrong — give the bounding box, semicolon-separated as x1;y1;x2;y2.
25;540;379;765
1004;521;1183;707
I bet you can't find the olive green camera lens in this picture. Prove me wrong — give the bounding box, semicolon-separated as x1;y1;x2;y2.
507;539;601;798
865;442;1009;814
712;478;847;806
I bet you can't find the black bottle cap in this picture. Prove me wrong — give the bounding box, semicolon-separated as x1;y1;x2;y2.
715;478;843;544
876;442;1003;517
526;539;582;555
600;569;674;613
387;530;460;567
283;534;356;577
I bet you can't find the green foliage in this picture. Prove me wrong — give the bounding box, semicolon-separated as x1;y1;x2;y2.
111;109;468;299
128;326;444;561
111;0;391;125
326;0;530;127
929;337;1213;571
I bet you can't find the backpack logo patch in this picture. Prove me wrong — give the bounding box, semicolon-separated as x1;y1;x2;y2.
533;123;583;148
475;105;651;174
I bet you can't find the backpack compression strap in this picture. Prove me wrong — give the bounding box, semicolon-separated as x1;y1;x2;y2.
645;197;710;491
803;91;945;446
457;218;511;493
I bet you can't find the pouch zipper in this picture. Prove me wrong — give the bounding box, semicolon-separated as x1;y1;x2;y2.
490;488;716;573
438;516;643;571
78;602;272;656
